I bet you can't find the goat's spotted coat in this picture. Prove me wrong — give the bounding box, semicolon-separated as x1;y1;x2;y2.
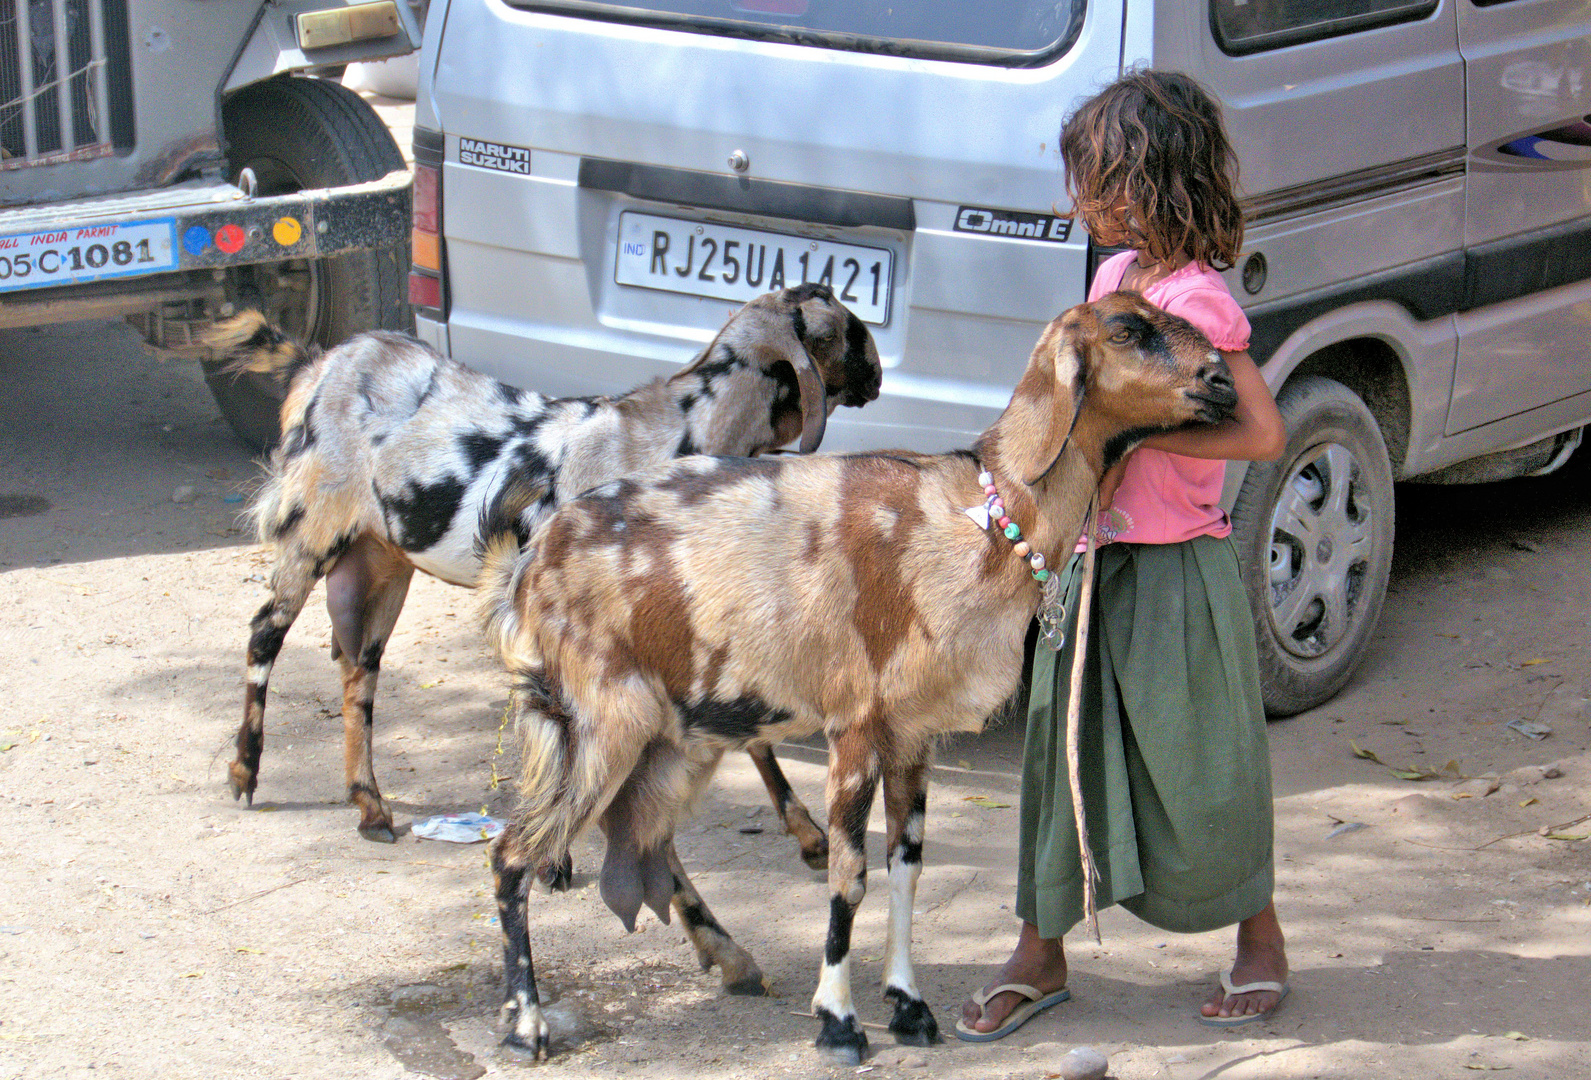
217;284;881;842
478;291;1240;1061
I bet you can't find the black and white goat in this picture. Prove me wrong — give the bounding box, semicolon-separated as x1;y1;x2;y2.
212;284;880;843
477;291;1239;1061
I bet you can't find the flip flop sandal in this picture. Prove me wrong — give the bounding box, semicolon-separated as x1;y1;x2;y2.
953;982;1071;1043
1197;968;1290;1027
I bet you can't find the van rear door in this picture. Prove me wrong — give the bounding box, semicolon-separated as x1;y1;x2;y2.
422;0;1120;451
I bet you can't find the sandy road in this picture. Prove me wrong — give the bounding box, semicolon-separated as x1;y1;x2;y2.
2;302;1590;1080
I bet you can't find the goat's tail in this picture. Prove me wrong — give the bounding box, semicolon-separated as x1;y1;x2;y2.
503;658;677;894
504;668;583;857
480;529;676;879
479;543;622;864
203;311;317;387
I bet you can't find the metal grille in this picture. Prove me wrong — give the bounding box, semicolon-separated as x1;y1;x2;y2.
1;0;124;169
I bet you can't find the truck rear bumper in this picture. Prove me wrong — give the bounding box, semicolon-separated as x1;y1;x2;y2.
0;170;410;328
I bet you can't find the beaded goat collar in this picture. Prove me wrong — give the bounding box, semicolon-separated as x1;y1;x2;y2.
964;470;1049;582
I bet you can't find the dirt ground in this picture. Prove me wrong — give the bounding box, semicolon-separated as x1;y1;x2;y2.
2;316;1589;1080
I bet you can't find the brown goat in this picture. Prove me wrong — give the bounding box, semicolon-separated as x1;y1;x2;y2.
477;291;1238;1061
212;284;879;844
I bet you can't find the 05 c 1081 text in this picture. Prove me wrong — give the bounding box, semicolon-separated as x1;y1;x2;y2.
0;218;176;293
0;239;156;279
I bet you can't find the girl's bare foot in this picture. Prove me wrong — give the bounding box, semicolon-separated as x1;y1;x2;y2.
960;921;1070;1035
1201;902;1289;1020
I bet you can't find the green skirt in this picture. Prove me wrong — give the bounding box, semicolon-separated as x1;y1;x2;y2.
1016;535;1274;938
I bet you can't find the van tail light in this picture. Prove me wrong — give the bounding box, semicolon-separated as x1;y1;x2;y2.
409;127;448;319
411;163;441;270
407;267;443;310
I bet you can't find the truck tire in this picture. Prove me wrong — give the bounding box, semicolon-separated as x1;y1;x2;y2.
1229;376;1395;716
205;75;409;450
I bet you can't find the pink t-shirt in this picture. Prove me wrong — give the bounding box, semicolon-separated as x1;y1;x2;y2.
1083;251;1251;548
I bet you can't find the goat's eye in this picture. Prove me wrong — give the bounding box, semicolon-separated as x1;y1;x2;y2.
1108;328;1133;345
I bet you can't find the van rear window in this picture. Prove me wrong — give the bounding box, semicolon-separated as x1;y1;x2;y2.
1211;0;1437;55
504;1;1086;66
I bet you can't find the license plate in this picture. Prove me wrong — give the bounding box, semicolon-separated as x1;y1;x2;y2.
0;217;178;293
615;211;893;325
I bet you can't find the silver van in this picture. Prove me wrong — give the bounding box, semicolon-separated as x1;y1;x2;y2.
409;0;1591;714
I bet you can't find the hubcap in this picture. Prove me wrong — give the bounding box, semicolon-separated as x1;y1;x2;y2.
1265;443;1372;659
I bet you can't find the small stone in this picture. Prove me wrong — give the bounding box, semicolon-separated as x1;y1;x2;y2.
172;485;197;504
1058;1045;1109;1080
899;1053;928;1068
1541;764;1563;780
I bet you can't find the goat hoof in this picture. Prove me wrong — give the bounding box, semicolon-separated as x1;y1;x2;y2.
536;855;574;892
500;1000;552;1061
800;837;830;872
724;973;769;997
227;765;256;805
359;822;398;844
500;1032;550;1062
886;989;941;1045
814;1009;868;1065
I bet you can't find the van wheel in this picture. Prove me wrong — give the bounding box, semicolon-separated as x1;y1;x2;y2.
205;74;409;450
1230;376;1395;716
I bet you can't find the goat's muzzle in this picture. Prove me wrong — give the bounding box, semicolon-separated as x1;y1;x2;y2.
1187;353;1239;425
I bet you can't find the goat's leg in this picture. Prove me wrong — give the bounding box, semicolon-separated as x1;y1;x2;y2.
747;742;829;870
811;728;879;1065
663;839;768;995
880;753;939;1045
325;535;414;842
491;821;551;1059
230;547;327;805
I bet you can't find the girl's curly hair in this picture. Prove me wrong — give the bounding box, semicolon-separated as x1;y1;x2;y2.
1060;69;1244;270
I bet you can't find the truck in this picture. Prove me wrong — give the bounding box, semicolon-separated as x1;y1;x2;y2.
0;0;421;448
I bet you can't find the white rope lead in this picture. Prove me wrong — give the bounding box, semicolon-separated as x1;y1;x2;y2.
1065;499;1102;942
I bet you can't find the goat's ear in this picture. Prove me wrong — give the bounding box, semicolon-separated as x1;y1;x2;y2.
1008;313;1091;486
747;304;828;453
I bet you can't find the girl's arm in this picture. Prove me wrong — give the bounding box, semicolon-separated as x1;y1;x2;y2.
1137;350;1285;463
1097;350;1283;509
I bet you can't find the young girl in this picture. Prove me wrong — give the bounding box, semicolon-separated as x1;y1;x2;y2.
957;69;1291;1040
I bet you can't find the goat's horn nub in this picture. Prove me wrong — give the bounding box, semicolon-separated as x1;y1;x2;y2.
794;354;828;454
